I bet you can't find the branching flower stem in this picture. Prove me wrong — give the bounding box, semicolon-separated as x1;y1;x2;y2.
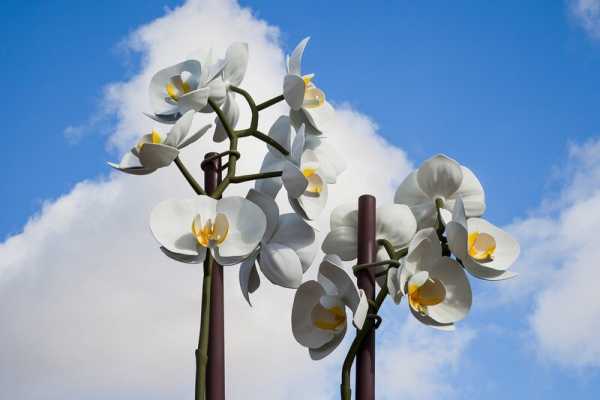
195;253;214;400
189;87;288;398
207;87;288;198
174;157;206;195
256;94;285;111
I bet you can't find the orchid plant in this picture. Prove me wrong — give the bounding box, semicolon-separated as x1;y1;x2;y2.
109;37;520;400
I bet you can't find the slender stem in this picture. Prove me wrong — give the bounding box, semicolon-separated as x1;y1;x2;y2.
341;285;389;400
174;157;205;195
377;238;408;260
353;259;400;274
229;171;283;184
256;94;285;111
208;98;239;198
246;131;289;156
229;86;258;132
195;253;213;400
435;198;446;235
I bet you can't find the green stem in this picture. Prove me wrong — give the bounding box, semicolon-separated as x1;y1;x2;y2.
195;253;214;400
377;238;408;260
242;131;289;156
229;86;258;132
208;98;239;199
174;157;205;195
435;198;446;236
353;259;399;274
229;171;283;184
256;94;285;111
341;285;389;400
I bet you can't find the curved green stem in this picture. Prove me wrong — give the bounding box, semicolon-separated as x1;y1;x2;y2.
230;86;258;132
256;94;285;111
353;259;400;274
377;238;408;260
341;285;389;400
174;157;205;195
208;98;239;198
229;171;283;184
245;131;289;156
435;198;446;236
195;253;214;400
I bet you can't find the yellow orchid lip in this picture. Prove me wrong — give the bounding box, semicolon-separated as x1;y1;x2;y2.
136;129;162;152
302;167;323;194
468;231;496;261
408;278;446;315
166;78;191;101
301;74;325;109
313;305;346;331
192;213;229;247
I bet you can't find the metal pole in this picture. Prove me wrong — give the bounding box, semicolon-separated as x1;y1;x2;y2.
202;152;225;400
356;194;376;400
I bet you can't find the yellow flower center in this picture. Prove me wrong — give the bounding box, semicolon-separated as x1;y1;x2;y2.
136;129;162;151
468;231;496;261
313;306;346;331
408;278;446;315
302;75;325;109
302;167;323;194
192;213;229;247
166;78;191;101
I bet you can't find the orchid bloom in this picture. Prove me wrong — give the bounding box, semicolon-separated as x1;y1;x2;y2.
255;116;345;200
322;202;417;262
283;37;327;136
291;255;369;360
239;190;317;305
149;196;266;266
387;228;472;330
394;154;485;229
147;43;246;124
108;110;210;175
446;198;520;280
213;43;249;142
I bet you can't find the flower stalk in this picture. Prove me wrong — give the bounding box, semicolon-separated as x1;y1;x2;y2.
174;156;205;195
341;284;389;400
195;253;213;400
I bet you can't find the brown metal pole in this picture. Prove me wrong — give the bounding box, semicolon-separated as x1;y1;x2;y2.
202;152;225;400
356;194;376;400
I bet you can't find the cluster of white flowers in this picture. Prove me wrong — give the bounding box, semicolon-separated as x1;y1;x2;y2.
107;37;520;366
108;38;342;301
292;154;520;359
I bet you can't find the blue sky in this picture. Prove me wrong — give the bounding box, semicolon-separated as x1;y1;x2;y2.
4;0;600;236
2;1;600;399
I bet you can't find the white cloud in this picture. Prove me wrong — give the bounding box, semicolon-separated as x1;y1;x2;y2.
504;138;600;368
569;0;600;39
378;315;475;400
0;0;472;398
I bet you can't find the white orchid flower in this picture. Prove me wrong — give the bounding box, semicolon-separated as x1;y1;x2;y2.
283;37;327;136
292;255;369;360
387;228;472;330
147;57;225;123
255;116;345;199
213;43;248;142
239;190;317;305
108;110;210;175
149;195;267;266
322;202;417;262
283;145;330;220
394;154;485;229
446;198;520;280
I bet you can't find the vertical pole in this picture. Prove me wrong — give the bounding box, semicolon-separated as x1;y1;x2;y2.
356;194;376;400
202;152;225;400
